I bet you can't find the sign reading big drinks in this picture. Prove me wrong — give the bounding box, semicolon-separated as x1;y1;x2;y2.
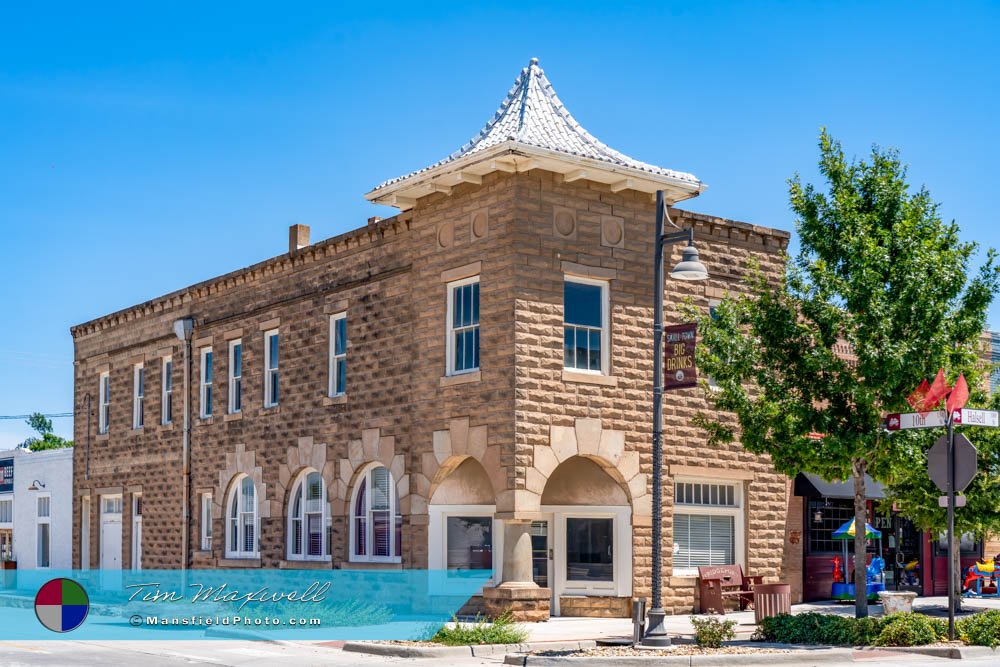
664;323;697;390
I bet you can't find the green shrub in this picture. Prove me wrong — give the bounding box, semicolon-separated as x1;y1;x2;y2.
431;610;529;646
690;615;737;648
874;613;941;647
753;612;943;647
958;609;1000;648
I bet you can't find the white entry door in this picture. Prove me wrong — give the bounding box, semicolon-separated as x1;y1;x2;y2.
131;494;142;571
100;495;122;570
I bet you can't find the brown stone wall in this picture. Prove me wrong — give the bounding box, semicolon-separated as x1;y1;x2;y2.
510;172;792;613
559;596;631;618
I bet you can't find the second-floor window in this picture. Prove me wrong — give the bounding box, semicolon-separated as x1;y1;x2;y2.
162;357;173;425
132;364;144;429
446;277;480;375
98;372;110;434
228;340;242;414
564;277;609;374
200;348;213;418
264;330;279;407
329;314;346;396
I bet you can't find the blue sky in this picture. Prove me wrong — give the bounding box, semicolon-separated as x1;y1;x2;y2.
1;1;998;448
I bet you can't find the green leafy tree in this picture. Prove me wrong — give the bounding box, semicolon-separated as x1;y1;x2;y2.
19;412;73;452
687;130;1000;617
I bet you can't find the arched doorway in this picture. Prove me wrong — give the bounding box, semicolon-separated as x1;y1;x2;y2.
539;456;632;616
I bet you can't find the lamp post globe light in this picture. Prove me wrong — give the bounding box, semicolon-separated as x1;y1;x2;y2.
642;190;709;647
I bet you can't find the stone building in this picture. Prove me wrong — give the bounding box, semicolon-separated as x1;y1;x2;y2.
70;58;793;618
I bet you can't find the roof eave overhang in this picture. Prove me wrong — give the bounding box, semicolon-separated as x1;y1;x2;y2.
365;141;706;211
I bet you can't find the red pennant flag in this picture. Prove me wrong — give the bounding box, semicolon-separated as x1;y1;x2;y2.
907;379;930;412
922;368;951;414
946;374;969;415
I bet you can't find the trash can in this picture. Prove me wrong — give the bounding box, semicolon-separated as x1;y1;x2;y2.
879;591;916;614
754;583;791;624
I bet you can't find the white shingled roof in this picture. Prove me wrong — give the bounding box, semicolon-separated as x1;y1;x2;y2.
366;58;704;209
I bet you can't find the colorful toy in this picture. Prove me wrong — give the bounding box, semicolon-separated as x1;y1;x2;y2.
963;557;1000;598
832;556;844;584
830;518;886;601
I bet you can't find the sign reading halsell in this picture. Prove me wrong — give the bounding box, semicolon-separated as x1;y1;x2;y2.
664;323;697;390
885;408;1000;431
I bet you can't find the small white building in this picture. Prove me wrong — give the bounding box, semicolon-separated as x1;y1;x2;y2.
0;447;74;570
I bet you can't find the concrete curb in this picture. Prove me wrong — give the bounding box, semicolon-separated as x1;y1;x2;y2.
502;648;854;666
855;644;1000;660
341;639;597;659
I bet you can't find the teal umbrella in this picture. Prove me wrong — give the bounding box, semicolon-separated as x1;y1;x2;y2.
831;518;881;540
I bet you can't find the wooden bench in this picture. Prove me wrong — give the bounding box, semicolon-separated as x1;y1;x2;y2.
697;565;763;614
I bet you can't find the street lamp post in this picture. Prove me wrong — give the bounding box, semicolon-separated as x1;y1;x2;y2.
642;190;709;647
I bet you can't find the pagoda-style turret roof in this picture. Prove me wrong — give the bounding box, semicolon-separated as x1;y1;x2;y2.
366;58;705;210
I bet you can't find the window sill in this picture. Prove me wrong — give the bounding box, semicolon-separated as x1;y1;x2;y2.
261;405;280;415
323;394;347;406
160;422;175;430
280;559;332;569
197;416;214;425
341;560;403;570
218;557;261;568
562;370;618;387
96;433;109;442
223;412;243;422
440;370;481;387
669;575;699;585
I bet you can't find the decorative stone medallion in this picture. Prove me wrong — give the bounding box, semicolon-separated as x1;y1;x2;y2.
553;207;577;239
471;210;488;240
601;215;625;248
437;221;455;249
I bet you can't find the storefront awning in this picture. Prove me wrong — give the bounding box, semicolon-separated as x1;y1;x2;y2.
793;472;885;499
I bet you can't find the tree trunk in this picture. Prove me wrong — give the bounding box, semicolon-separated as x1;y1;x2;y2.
852;459;869;618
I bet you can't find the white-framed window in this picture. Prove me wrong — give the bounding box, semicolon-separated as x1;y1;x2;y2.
446;277;480;376
0;498;11;525
288;471;329;560
428;505;502;592
102;495;123;515
162;356;173;424
350;465;401;562
329;314;347;397
200;347;213;418
132;364;144;429
37;494;51;568
200;493;213;551
672;479;744;576
563;276;609;374
98;372;111;434
264;330;279;407
228;340;242;414
226;475;258;559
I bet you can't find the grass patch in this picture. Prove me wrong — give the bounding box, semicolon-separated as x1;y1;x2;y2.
431;610;529;646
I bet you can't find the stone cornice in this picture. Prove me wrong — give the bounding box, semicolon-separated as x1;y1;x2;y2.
70;214;412;339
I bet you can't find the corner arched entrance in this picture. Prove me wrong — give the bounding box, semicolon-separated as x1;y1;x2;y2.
537;456;632;616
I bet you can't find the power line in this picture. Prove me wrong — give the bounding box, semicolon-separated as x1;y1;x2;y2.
0;413;72;421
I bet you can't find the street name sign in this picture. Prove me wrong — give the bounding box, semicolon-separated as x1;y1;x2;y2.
886;408;1000;431
939;495;967;508
886;411;947;430
952;409;1000;427
928;433;978;493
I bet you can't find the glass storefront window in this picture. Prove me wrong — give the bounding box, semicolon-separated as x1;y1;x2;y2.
446;516;492;570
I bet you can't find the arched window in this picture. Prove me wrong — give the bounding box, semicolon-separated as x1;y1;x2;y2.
288;471;328;560
351;465;401;562
226;475;258;558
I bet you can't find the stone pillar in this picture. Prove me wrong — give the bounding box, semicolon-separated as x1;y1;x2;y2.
482;520;550;621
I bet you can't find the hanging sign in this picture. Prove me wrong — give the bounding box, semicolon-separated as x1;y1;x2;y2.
664;323;697;390
0;458;12;494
